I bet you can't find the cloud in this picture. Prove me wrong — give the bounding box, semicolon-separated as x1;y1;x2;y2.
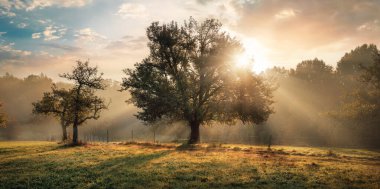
357;19;380;32
0;42;31;63
0;0;26;10
0;53;80;82
231;0;380;47
0;8;16;17
196;0;215;5
175;0;380;68
0;32;6;36
26;0;92;10
17;22;27;28
2;0;380;80
122;35;133;40
105;36;147;51
43;26;66;41
75;28;106;43
117;3;147;19
40;43;81;52
43;26;60;41
274;9;297;20
0;0;14;10
0;0;92;11
31;33;41;39
38;20;47;24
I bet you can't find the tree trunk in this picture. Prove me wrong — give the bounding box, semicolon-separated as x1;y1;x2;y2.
60;118;67;141
188;121;200;144
72;86;81;145
62;124;67;141
153;130;156;143
253;124;264;144
73;125;78;144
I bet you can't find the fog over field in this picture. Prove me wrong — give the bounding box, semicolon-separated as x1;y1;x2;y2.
1;45;379;148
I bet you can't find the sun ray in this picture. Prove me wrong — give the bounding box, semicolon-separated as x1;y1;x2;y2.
235;38;270;74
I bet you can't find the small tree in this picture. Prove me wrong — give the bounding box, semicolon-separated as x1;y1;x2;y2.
121;18;274;144
60;60;107;144
32;85;72;141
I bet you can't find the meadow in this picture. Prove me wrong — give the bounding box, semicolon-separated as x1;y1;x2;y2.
0;141;379;189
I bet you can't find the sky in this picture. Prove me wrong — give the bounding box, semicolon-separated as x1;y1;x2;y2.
1;0;380;81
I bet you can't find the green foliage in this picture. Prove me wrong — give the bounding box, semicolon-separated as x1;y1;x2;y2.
32;85;72;125
60;60;107;144
32;60;107;143
32;85;73;140
230;69;274;124
333;90;379;122
264;66;290;82
336;44;380;93
332;46;380;127
121;18;274;143
292;58;334;84
60;61;106;126
337;44;379;75
60;61;105;90
361;55;380;89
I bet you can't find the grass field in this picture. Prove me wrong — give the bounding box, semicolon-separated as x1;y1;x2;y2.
0;141;379;189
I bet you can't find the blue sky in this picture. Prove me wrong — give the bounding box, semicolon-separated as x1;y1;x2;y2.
1;0;380;80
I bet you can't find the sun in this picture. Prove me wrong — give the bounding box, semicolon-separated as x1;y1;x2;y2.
235;38;270;74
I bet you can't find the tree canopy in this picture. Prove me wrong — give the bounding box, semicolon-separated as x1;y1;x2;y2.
292;58;334;84
32;61;107;144
60;60;107;144
121;18;274;144
337;44;379;75
32;85;72;141
331;45;380;129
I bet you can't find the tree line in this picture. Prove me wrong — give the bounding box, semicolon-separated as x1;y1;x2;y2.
261;44;380;147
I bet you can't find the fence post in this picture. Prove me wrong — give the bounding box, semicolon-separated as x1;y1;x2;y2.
267;134;272;150
131;129;134;142
107;129;109;143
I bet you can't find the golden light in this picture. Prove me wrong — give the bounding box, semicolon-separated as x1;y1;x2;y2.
235;38;270;74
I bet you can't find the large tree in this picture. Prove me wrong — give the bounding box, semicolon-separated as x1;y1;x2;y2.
32;85;72;141
337;44;379;75
60;61;107;144
336;44;380;89
332;50;380;128
121;18;274;144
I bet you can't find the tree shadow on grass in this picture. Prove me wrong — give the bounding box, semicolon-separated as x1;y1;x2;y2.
198;170;313;189
84;150;172;188
0;144;61;161
0;150;172;189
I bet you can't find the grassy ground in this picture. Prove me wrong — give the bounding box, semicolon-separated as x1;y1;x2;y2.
0;141;379;189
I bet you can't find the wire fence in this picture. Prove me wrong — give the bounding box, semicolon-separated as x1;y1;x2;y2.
45;129;380;149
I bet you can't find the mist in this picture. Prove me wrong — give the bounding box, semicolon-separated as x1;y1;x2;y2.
1;43;379;149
